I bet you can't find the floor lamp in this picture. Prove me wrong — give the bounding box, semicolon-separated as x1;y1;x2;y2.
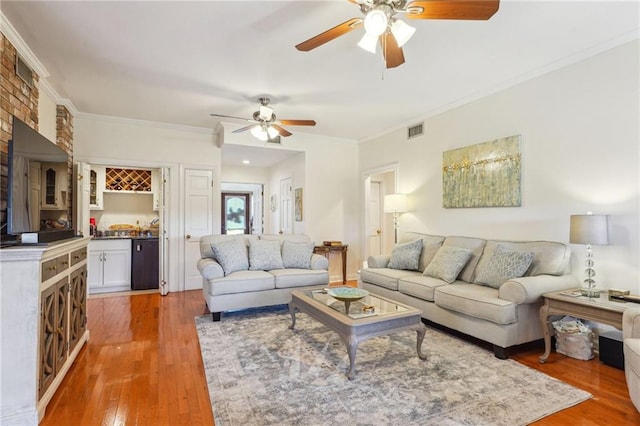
384;194;408;244
569;213;609;298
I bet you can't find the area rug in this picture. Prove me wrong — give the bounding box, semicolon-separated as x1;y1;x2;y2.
195;307;591;426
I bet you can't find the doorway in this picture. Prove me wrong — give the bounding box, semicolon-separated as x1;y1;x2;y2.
363;165;398;262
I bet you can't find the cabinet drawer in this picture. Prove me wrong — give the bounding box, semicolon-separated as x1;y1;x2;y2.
70;248;87;266
42;254;69;282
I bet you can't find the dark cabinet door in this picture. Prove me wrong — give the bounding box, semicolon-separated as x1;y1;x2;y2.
131;239;159;290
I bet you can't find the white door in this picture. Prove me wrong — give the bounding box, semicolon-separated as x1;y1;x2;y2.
74;162;90;237
87;250;103;289
158;167;169;295
368;181;382;257
280;177;292;234
183;168;214;291
102;249;131;288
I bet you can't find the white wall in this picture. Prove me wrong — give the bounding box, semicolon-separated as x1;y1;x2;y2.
359;40;640;293
37;89;56;142
74;114;220;293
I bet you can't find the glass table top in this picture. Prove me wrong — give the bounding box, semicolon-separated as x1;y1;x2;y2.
306;289;408;319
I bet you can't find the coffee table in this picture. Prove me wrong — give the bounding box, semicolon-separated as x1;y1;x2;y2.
289;289;427;379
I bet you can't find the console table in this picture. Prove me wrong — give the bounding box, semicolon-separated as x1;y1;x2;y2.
538;290;628;363
314;244;348;283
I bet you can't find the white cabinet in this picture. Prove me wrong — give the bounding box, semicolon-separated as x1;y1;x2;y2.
89;165;105;210
0;238;89;424
88;239;131;294
41;162;68;210
152;168;161;211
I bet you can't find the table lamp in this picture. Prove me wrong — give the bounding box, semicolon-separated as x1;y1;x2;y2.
384;194;408;243
569;213;609;298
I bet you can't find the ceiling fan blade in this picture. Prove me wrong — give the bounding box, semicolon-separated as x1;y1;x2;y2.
210;113;254;122
271;124;293;137
232;124;257;134
405;0;500;20
381;32;405;69
295;17;364;51
278;119;316;127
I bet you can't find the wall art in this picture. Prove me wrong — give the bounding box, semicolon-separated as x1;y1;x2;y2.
295;188;303;221
442;135;521;208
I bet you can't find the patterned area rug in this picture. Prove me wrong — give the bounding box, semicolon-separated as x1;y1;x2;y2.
195;307;591;425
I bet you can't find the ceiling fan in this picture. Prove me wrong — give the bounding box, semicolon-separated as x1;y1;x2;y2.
210;97;316;142
295;0;500;69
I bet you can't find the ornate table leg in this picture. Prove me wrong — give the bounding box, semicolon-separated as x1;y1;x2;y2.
416;324;427;360
539;302;552;363
345;335;359;380
288;303;297;330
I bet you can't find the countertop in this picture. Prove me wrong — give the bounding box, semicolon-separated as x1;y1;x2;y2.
91;236;159;241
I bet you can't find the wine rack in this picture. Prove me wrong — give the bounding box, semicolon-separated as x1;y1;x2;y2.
105;168;152;192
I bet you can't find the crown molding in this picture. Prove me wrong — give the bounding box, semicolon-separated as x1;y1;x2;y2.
0;11;49;79
76;112;216;135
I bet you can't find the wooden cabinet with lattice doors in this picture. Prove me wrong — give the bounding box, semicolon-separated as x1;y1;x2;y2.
68;264;87;354
105;167;153;192
39;277;68;399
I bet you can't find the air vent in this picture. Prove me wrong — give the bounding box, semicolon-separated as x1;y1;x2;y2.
266;136;281;144
16;55;34;88
407;122;424;139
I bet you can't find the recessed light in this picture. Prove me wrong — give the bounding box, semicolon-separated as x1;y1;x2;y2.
242;160;250;164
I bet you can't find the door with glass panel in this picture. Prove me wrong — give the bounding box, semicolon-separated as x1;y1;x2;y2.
221;192;250;234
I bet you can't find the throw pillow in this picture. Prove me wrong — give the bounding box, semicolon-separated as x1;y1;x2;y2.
474;245;535;289
423;246;473;283
388;238;423;271
282;240;314;269
249;239;284;271
210;239;249;276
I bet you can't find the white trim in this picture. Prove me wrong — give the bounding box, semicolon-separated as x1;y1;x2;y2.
0;11;49;79
76;112;216;135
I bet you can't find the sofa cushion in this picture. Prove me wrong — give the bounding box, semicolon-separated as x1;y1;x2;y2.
360;268;422;291
206;270;275;295
423;246;473;283
270;269;329;289
441;236;487;283
282;240;314;269
210;238;250;276
435;284;517;325
400;232;445;271
389;239;423;270
474;245;534;289
259;234;311;245
474;240;570;278
200;234;257;259
398;275;450;302
248;239;284;271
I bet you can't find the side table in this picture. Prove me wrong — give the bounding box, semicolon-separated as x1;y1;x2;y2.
538;290;628;363
314;244;348;284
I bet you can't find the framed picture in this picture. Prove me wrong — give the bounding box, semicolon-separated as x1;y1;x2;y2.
442;135;521;208
295;188;303;221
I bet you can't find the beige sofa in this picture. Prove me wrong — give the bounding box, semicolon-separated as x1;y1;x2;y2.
623;307;640;412
359;232;578;358
198;234;329;321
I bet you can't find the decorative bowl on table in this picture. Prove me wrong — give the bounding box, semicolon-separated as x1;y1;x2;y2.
327;287;369;302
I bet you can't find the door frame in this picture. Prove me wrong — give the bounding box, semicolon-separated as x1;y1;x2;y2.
362;163;399;262
221;192;251;234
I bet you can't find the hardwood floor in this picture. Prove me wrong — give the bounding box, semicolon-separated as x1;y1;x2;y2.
41;287;639;426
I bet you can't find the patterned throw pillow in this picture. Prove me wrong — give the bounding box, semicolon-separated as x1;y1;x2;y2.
249;239;284;271
423;246;473;283
474;245;535;289
388;239;423;271
211;239;249;276
282;240;314;269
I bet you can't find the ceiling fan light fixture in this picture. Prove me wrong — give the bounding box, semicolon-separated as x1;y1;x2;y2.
363;9;388;36
357;32;378;54
266;126;279;139
251;126;269;141
259;105;273;120
390;19;416;48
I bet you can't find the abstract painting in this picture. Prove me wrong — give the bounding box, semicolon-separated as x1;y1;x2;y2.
295;188;303;221
442;135;521;208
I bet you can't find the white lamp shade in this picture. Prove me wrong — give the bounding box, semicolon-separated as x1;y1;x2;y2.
250;126;268;141
357;32;379;54
390;19;415;48
364;9;388;36
570;214;609;245
384;194;408;213
266;126;279;139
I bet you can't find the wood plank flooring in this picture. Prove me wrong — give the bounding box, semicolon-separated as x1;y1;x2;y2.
40;287;639;425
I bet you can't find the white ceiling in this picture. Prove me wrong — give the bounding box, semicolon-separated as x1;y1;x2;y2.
2;1;639;155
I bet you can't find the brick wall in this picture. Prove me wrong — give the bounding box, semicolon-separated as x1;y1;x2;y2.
57;105;74;224
1;33;74;237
